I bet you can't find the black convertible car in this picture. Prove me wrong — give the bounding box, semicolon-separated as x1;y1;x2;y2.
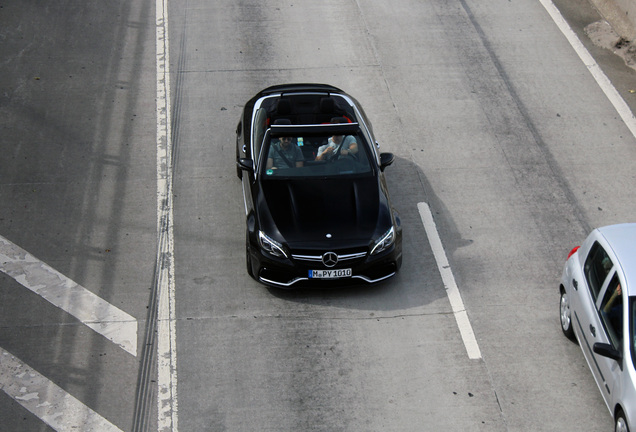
236;84;402;288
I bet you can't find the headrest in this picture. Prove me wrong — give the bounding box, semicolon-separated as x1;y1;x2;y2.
276;99;291;114
273;118;292;125
320;97;335;113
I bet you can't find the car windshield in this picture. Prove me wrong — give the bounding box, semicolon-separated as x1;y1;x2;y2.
258;129;373;178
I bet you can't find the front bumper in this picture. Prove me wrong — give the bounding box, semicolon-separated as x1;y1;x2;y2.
249;244;402;288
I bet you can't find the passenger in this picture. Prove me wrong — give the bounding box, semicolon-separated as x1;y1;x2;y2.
603;282;623;339
266;136;304;169
315;117;358;161
603;283;622;313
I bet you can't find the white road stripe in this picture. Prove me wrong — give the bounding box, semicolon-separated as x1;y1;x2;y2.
0;235;137;356
418;203;482;360
0;348;123;431
539;0;636;140
156;0;179;429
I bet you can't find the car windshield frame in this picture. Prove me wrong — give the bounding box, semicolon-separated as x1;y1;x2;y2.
256;123;376;180
631;296;636;370
584;241;614;301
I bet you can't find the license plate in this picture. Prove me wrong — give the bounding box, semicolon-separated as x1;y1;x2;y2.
309;268;352;279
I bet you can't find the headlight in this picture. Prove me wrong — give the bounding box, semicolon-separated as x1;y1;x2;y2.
370;226;395;255
258;231;288;258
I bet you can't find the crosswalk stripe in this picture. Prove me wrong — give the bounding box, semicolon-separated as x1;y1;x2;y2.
0;348;123;431
0;235;137;356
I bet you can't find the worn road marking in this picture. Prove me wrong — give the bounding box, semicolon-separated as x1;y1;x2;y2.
0;348;123;431
418;203;482;360
0;235;137;356
156;0;179;428
539;0;636;139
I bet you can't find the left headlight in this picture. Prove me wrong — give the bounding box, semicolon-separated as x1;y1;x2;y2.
370;226;395;255
258;231;288;258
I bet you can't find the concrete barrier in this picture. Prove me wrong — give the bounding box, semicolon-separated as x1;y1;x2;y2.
590;0;636;39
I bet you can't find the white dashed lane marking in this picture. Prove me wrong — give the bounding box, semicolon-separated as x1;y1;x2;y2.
418;203;482;360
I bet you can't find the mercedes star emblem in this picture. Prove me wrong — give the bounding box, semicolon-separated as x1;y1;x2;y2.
322;252;338;268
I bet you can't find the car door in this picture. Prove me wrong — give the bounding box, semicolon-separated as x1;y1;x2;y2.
572;241;611;348
593;271;625;408
576;241;622;407
241;108;268;217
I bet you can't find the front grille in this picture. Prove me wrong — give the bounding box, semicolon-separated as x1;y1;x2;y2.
291;251;367;263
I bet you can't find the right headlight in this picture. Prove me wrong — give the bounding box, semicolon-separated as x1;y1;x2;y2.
258;231;288;258
370;226;395;255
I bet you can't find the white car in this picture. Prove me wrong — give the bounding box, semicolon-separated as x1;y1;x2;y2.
560;224;636;432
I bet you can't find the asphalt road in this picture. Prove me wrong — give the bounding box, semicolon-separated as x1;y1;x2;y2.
2;0;636;430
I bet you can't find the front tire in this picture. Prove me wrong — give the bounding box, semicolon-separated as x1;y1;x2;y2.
236;137;243;179
236;152;243;179
246;232;254;279
616;409;629;432
560;287;575;340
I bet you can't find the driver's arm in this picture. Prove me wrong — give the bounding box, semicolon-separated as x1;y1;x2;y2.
341;139;358;156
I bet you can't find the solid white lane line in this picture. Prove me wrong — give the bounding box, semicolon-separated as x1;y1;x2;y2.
156;0;179;429
0;235;137;356
0;348;123;431
418;203;482;360
539;0;636;139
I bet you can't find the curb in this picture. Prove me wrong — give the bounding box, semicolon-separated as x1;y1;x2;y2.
589;0;636;39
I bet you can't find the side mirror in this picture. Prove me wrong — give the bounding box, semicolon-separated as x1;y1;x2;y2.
237;158;254;172
593;342;622;363
379;153;394;171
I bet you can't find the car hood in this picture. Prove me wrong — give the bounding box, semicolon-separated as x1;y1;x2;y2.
258;176;392;249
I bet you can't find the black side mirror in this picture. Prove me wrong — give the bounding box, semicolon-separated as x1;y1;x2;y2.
237;158;254;172
379;153;394;171
593;342;622;363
